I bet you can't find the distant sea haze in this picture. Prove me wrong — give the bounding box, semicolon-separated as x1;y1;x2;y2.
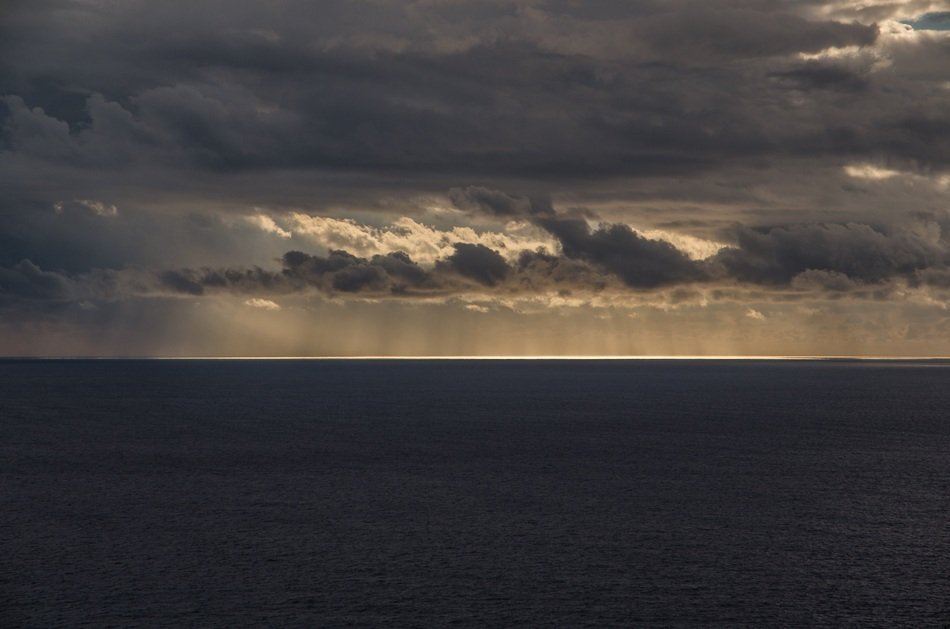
3;359;948;626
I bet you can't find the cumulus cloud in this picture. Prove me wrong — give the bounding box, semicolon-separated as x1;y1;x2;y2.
447;186;539;217
711;222;946;285
244;298;281;310
815;1;948;23
906;12;950;30
288;214;557;264
536;216;708;289
844;164;902;180
9;203;950;311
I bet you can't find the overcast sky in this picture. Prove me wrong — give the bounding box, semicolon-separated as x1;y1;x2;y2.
2;0;949;356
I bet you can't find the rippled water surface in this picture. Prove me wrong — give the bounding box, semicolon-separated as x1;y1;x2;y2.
2;359;949;626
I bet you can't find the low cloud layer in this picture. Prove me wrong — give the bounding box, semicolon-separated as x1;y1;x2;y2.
146;213;950;300
8;195;950;311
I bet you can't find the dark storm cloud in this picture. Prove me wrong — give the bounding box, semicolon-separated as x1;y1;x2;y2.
4;0;948;261
709;223;947;285
157;270;204;296
513;249;610;293
149;240;614;300
771;62;869;92
0;0;903;193
630;9;877;61
283;249;440;293
905;12;950;30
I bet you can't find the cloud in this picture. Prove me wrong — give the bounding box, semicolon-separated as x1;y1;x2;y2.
905;12;950;31
278;249;439;295
790;269;861;292
75;199;119;217
0;259;72;301
288;214;557;264
1;0;950;355
66;209;950;306
244;298;281;310
153;244;520;299
158;269;206;296
772;62;869;92
0;0;930;194
0;95;75;160
9;205;950;310
447;186;538;217
816;2;948;23
438;243;510;286
844;164;902;180
246;213;292;239
711;222;945;285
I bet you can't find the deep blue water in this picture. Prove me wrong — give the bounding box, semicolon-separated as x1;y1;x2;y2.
2;359;949;626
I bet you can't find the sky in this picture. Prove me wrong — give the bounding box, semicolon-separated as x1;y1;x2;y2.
1;0;949;356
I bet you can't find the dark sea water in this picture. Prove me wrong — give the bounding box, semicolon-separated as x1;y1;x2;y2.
2;359;949;627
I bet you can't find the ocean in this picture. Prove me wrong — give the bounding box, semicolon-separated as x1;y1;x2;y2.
2;359;949;626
